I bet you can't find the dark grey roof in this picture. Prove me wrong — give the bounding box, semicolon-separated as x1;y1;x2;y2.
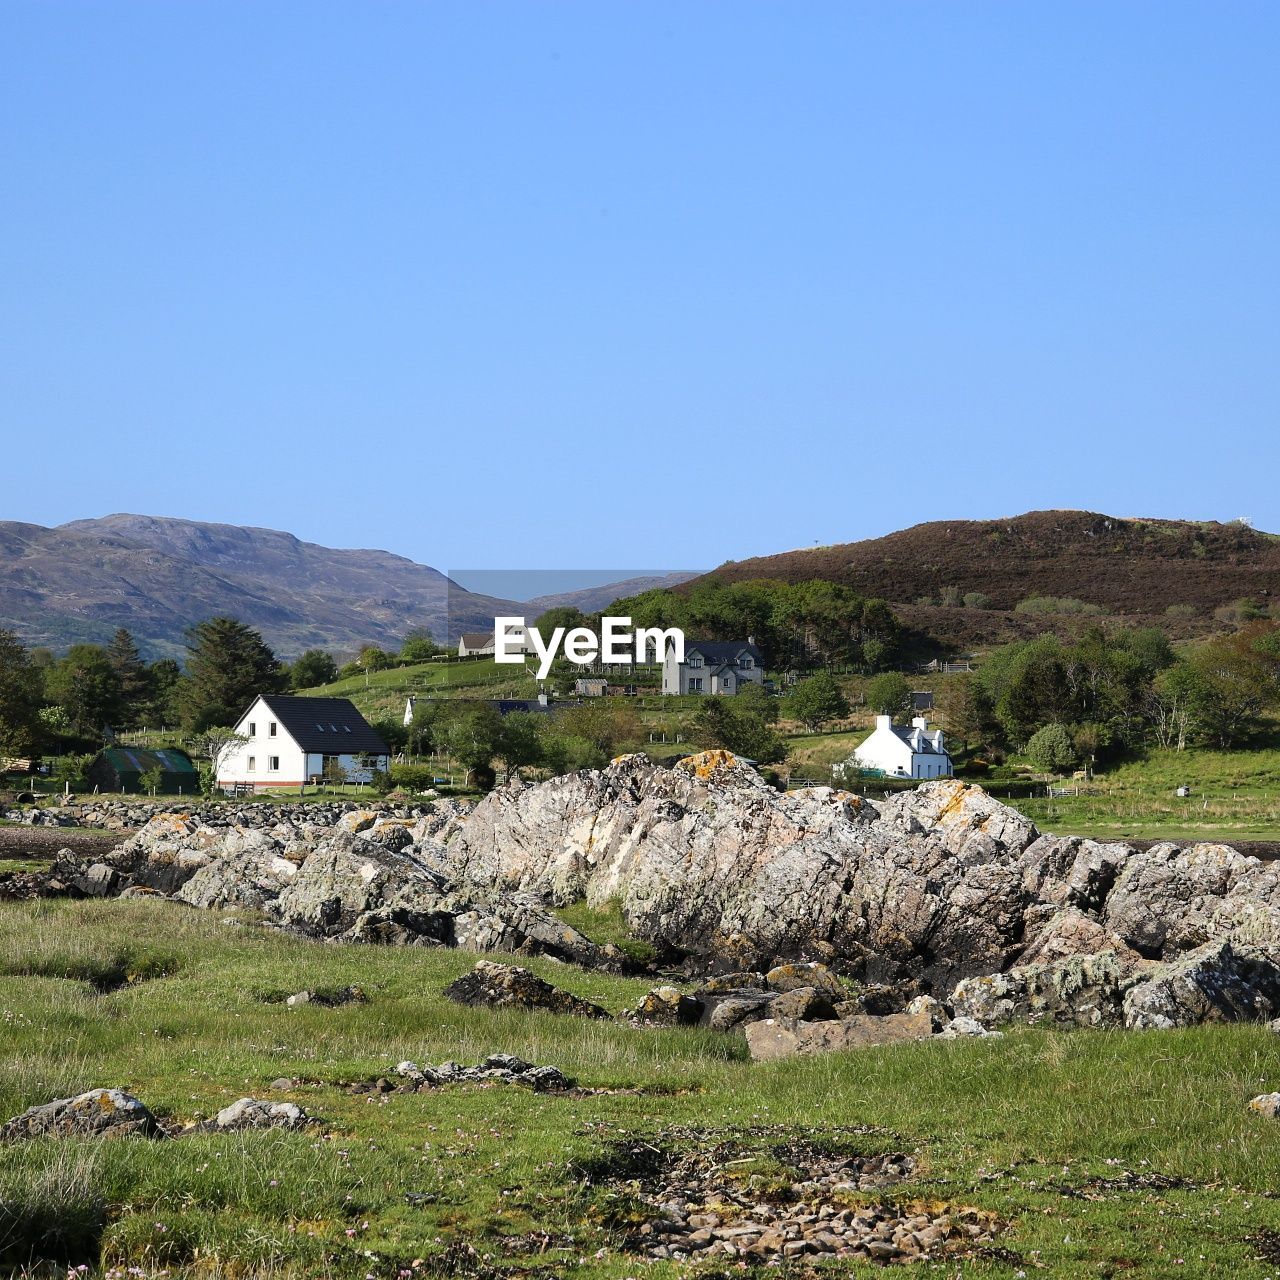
460;632;494;647
684;641;763;663
889;725;947;755
257;695;389;754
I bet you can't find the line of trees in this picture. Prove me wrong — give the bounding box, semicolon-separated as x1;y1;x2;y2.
0;619;453;760
597;578;904;670
939;622;1280;769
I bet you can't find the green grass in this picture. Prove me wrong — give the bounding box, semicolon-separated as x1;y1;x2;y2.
1011;745;1280;842
555;898;658;966
3;899;1280;1275
298;658;540;720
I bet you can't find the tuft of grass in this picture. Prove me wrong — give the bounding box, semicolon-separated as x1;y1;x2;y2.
555;898;658;966
0;1143;106;1268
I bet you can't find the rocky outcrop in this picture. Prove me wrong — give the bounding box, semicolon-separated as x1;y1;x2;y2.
18;754;1280;1035
1;1089;162;1141
442;961;611;1019
395;1055;573;1092
200;1098;309;1132
745;1010;936;1062
441;757;1037;987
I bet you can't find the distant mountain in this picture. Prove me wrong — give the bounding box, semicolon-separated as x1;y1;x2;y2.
694;510;1280;646
524;571;700;617
0;515;520;660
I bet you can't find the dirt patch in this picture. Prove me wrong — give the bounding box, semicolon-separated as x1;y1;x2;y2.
0;824;125;863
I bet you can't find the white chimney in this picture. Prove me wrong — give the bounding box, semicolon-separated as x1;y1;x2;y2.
875;714;892;730
912;716;929;731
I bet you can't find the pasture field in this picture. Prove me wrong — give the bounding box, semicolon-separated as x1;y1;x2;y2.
2;899;1280;1276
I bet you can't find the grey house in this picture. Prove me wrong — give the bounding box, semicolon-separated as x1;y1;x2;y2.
663;641;764;696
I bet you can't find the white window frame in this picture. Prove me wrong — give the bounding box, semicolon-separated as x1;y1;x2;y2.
268;756;280;772
247;756;256;772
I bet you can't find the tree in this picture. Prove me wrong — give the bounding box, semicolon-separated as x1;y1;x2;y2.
0;630;44;758
45;644;123;739
188;728;249;791
786;672;849;732
399;630;440;664
289;649;339;690
495;711;544;780
692;700;788;764
865;672;911;718
442;702;504;789
936;676;997;753
180;618;284;731
1026;723;1076;774
733;681;779;724
358;645;394;673
106;628;150;728
553;701;642;758
139;766;163;796
1180;629;1277;748
143;659;183;727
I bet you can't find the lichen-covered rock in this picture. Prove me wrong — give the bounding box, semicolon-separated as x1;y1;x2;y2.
396;1054;573;1091
441;760;1033;985
696;988;778;1033
442;961;611;1019
625;986;703;1026
745;1010;936;1061
768;985;839;1021
765;961;845;999
1;1089;162;1141
1102;843;1272;959
1249;1093;1280;1118
951;951;1139;1028
1122;939;1280;1030
207;1098;308;1131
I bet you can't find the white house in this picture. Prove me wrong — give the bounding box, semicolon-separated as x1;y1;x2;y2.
662;641;764;696
216;695;391;791
457;621;531;658
839;715;952;780
457;632;496;657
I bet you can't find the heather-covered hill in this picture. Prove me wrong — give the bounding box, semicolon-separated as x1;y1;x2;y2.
700;511;1280;634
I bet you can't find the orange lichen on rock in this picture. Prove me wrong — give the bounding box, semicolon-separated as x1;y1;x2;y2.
675;749;746;780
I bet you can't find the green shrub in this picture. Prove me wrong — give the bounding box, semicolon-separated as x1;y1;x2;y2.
389;763;439;792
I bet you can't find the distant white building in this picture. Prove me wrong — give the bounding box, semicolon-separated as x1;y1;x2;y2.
457;632;496;657
216;695;390;791
839;715;952;780
457;621;531;658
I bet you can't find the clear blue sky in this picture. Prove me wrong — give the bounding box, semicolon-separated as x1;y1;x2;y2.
3;2;1278;575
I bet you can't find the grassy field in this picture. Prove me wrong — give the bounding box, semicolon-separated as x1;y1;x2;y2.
1010;746;1280;843
299;658;541;721
4;899;1280;1276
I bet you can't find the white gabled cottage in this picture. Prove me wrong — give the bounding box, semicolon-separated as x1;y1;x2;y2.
216;695;391;791
840;715;952;780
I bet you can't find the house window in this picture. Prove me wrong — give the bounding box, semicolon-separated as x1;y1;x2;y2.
269;756;280;772
740;657;752;669
269;722;277;737
248;722;256;737
247;756;256;772
689;677;703;692
689;657;703;668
